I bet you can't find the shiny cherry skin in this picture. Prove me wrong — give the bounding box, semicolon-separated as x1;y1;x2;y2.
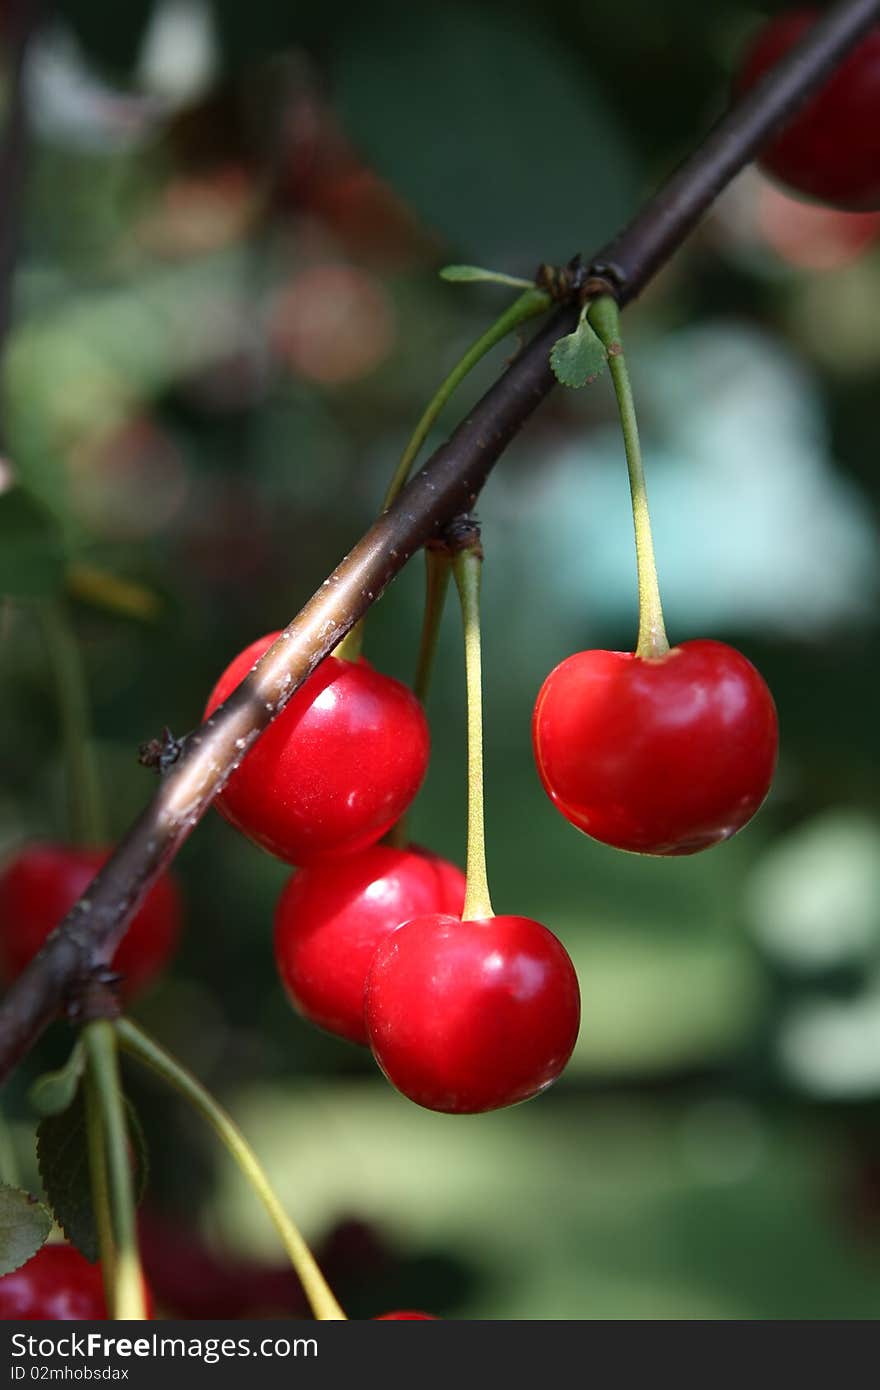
375;1311;437;1320
364;913;580;1114
274;844;465;1046
532;640;778;856
735;10;880;209
204;635;430;866
0;843;181;997
0;1245;107;1320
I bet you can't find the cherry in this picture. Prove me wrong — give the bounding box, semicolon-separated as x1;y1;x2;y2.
735;10;880;209
532;639;778;856
375;1311;437;1320
0;843;181;996
274;844;465;1045
364;912;580;1114
0;1244;154;1320
204;635;430;865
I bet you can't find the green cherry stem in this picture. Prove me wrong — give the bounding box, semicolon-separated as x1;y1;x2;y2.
83;1069;118;1313
40;601;107;846
337;287;550;666
386;546;452;850
589;296;669;661
452;538;493;922
115;1018;346;1321
82;1021;146;1319
381;287;550;512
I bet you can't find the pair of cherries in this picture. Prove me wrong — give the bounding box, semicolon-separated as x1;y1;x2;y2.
205;635;580;1115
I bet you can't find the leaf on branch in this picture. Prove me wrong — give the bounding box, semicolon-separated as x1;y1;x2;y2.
440;265;536;289
549;312;608;388
29;1044;86;1118
0;1183;53;1276
0;487;67;598
37;1088;99;1262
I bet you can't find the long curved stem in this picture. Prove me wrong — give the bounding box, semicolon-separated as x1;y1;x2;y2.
381;288;551;511
82;1022;146;1319
337;288;550;666
589;296;669;660
452;543;493;921
115;1018;346;1321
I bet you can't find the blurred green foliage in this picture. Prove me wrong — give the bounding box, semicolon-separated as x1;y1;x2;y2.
2;0;880;1320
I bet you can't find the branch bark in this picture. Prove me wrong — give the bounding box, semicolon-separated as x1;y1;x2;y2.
1;0;878;1082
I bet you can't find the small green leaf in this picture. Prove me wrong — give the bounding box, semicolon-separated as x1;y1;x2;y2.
0;487;67;598
440;264;536;289
29;1044;86;1118
37;1089;98;1262
0;1183;53;1275
550;311;608;388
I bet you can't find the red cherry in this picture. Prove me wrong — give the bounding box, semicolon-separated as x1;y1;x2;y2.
204;636;430;865
364;913;580;1114
0;843;181;996
0;1244;153;1320
274;844;465;1045
375;1311;437;1320
735;10;880;209
532;640;778;856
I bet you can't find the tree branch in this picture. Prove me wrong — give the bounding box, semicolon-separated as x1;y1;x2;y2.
1;0;878;1083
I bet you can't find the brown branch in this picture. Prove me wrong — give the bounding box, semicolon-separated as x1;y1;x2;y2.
1;0;878;1083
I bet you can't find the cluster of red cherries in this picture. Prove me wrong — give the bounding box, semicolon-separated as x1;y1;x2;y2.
1;5;876;1322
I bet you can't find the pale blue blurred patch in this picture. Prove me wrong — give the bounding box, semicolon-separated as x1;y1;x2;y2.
499;321;878;645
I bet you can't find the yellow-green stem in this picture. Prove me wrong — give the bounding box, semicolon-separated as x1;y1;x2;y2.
40;602;106;846
83;1071;117;1311
589;296;669;660
452;546;493;921
115;1018;346;1321
82;1022;145;1319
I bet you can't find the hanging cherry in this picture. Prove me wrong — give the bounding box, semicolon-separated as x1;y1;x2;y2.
734;9;880;209
0;1244;154;1320
204;635;430;865
532;297;778;856
0;843;180;997
274;843;465;1045
365;529;580;1114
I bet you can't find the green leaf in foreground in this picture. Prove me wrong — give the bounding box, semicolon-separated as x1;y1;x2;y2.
36;1083;150;1264
550;311;608;388
37;1088;98;1262
0;1183;53;1275
440;265;536;289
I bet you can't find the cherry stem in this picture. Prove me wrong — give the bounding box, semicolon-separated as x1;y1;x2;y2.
381;288;551;512
589;296;669;661
452;540;494;922
83;1070;118;1314
386;547;452;850
339;287;551;665
115;1018;347;1321
40;601;107;846
82;1021;146;1319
